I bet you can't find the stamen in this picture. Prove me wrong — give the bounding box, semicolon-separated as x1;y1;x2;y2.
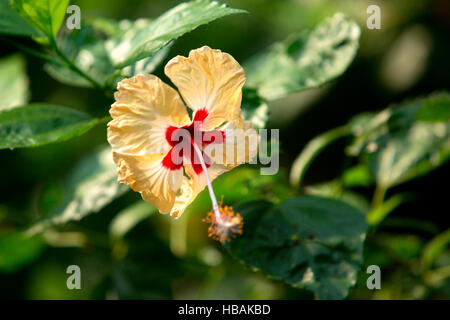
191;142;243;243
203;205;243;243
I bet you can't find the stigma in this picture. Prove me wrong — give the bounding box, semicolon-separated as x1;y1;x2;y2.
203;204;243;243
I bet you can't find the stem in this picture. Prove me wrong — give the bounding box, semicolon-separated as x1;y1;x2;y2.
1;36;59;64
49;38;104;90
191;142;224;225
372;184;387;209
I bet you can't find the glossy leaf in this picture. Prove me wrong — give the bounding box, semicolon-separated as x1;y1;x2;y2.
11;0;69;39
0;232;45;273
244;13;360;101
110;0;246;68
226;196;369;300
348;93;450;188
0;54;29;111
27;147;128;234
0;0;40;37
0;104;102;150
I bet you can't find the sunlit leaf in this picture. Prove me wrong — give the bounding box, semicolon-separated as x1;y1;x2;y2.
348;93;450;188
0;104;102;149
244;13;360;101
11;0;69;39
46;19;171;88
27;147;128;234
226;196;369;300
366;194;409;226
342;164;374;188
416;92;450;123
0;232;45;273
0;54;29;111
111;0;246;68
0;0;40;36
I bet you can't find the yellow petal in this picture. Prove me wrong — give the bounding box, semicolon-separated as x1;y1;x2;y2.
113;152;183;214
108;74;190;156
170;163;228;218
204;117;259;168
164;46;245;130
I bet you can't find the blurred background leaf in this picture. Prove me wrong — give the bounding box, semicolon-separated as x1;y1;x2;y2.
0;54;29;111
27;146;128;234
0;232;44;273
244;13;360;101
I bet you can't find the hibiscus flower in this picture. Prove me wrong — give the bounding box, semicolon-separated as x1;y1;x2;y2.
107;46;258;241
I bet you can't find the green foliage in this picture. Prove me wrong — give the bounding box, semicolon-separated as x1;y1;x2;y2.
366;194;408;226
416;92;450;123
240;88;269;129
11;0;69;40
45;0;244;88
422;229;450;271
0;232;45;273
1;0;447;301
342;164;374;188
0;54;29;111
111;0;246;68
0;104;103;149
226;196;369;299
348;93;450;189
45;24;116;88
245;13;360;101
27;147;128;234
0;0;40;36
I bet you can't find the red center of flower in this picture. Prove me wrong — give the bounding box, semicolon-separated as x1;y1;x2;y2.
162;109;225;174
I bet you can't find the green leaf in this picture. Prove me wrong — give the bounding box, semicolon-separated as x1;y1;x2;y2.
121;43;172;78
46;19;171;88
0;104;102;149
110;201;156;239
342;164;374;188
289;126;349;187
305;181;371;214
11;0;69;39
27;147;128;235
0;232;45;273
0;0;40;36
241;88;269;129
348;93;450;188
416;92;450;123
366;194;408;226
111;0;246;68
422;229;450;271
244;13;360;101
0;54;29;111
226;196;369;300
